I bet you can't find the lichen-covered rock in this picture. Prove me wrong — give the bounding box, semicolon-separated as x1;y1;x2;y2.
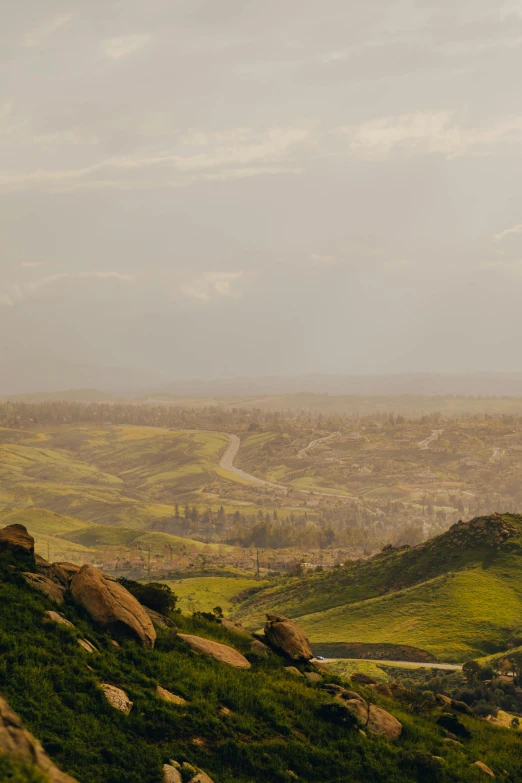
101;684;133;714
264;613;313;661
0;695;78;782
23;572;65;604
178;633;251;669
0;524;34;555
71;565;156;648
156;685;187;705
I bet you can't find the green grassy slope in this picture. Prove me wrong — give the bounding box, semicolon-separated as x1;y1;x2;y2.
2;547;522;783
163;576;268;614
0;425;253;530
64;524;237;554
234;515;522;662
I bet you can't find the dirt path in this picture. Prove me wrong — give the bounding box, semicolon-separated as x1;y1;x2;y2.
298;432;341;459
490;447;505;463
418;429;443;449
219;434;287;491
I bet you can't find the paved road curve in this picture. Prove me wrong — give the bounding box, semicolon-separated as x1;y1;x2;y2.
316;658;462;671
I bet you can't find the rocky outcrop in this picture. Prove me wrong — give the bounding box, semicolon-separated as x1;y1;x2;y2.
70;565;156;648
35;556;71;587
178;633;251;669
101;684;133;714
342;698;402;740
264;613;313;661
156;685;187;705
22;572;65;603
0;524;34;556
284;666;303;677
167;760;215;783
55;562;81;580
0;695;78;782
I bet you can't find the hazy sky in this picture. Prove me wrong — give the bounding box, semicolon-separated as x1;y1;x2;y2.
2;0;522;380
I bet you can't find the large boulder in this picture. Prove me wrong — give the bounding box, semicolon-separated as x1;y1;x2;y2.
22;572;65;604
178;633;251;669
70;565;156;648
264;613;313;661
0;524;34;556
343;699;402;740
0;695;78;783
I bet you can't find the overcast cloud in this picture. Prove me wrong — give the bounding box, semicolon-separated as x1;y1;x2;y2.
1;0;522;383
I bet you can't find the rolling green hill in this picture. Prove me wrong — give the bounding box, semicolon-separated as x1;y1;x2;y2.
234;515;522;662
0;424;255;530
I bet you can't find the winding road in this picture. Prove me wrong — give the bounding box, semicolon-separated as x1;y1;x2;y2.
219;434;286;491
219;432;353;501
418;429;443;450
316;658;462;670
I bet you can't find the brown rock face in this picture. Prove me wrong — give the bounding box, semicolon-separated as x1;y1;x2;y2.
0;524;34;556
22;572;65;604
178;633;251;669
156;685;187;705
70;565;156;648
264;613;313;661
0;695;78;782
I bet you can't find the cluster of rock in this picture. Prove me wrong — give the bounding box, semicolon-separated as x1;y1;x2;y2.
163;759;214;783
0;523;157;649
442;514;517;549
323;683;402;740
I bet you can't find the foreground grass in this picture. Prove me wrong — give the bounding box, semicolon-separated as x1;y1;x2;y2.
3;552;522;783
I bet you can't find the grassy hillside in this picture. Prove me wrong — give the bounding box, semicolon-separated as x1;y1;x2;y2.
2;544;522;783
0;425;258;530
163;576;267;614
234;515;522;662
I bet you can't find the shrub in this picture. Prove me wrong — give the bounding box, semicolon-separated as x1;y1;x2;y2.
118;579;177;615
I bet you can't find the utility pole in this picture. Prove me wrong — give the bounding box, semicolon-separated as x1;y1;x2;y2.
147;546;151;578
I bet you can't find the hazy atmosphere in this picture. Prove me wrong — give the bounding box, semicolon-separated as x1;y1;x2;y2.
2;0;522;387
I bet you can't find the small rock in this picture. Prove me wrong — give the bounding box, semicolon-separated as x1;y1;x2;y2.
305;672;322;683
451;699;473;715
285;666;303;677
109;639;120;649
44;611;74;628
190;773;214;783
218;706;234;717
339;690;365;703
472;761;495;777
23;573;65;604
163;764;182;783
181;762;197;775
156;685;187;705
436;694;452;706
442;738;463;747
432;756;445;764
101;684;133;714
250;639;270;657
221;618;253;637
78;638;97;654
